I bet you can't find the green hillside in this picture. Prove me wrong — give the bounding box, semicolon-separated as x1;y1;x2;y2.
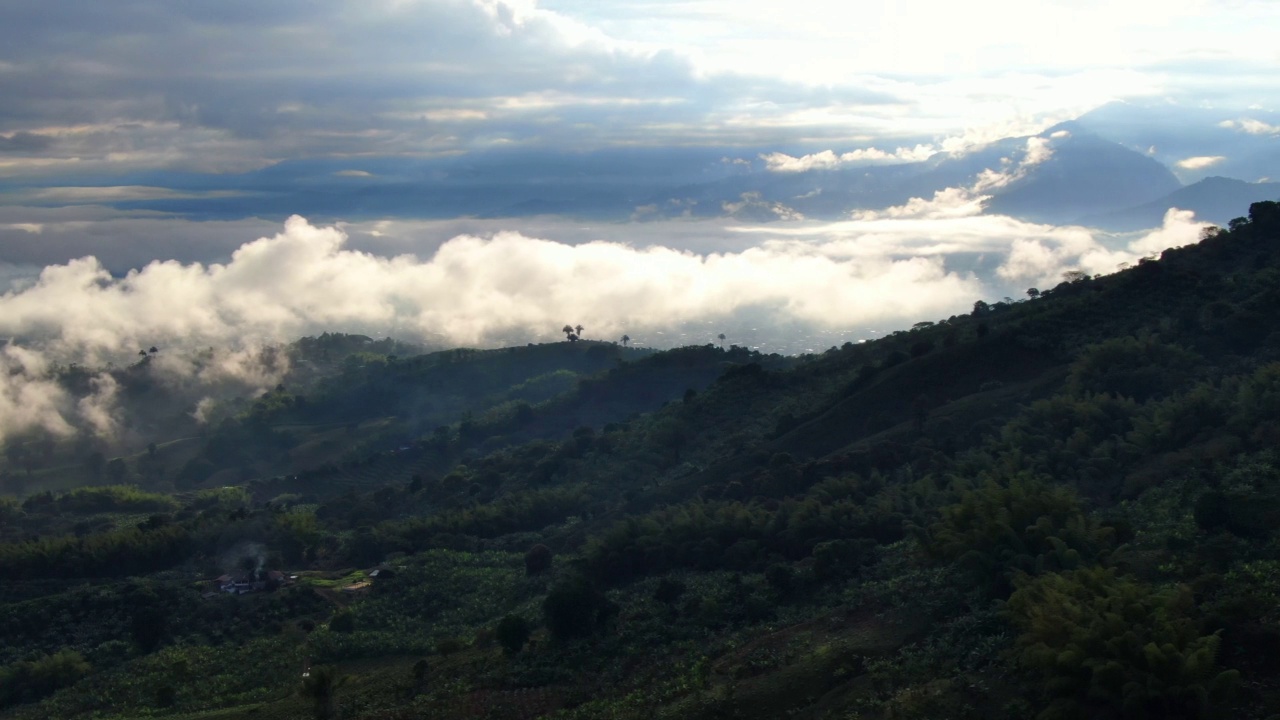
3;201;1280;719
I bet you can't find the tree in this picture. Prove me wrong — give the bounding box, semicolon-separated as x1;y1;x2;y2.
575;324;584;338
105;457;128;484
1007;567;1238;719
525;544;553;575
621;334;630;347
543;574;614;640
562;324;579;342
328;611;355;633
718;333;726;348
972;300;990;315
131;606;167;652
1027;287;1040;299
654;578;686;605
299;666;346;720
496;614;532;654
86;451;105;480
410;659;429;696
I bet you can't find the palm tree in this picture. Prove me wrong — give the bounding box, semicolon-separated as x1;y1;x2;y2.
299;665;346;719
717;333;726;349
621;334;630;347
575;324;584;338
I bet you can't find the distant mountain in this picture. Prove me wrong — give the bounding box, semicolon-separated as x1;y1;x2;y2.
1079;176;1280;231
634;126;1183;224
980;126;1183;224
49;103;1277;226
1073;101;1280;184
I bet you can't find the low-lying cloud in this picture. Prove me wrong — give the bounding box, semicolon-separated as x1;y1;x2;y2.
1219;118;1280;136
1176;155;1225;170
761;145;937;172
0;202;1211;446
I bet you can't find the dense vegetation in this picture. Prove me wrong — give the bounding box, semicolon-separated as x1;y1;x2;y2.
2;201;1280;718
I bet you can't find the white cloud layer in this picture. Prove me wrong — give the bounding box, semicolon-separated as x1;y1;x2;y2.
0;202;1214;445
996;208;1207;286
1219;118;1280;135
761;145;937;172
1176;155;1226;170
852;136;1057;221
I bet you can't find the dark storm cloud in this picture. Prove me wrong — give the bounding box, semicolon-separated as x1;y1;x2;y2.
0;0;906;176
0;132;53;153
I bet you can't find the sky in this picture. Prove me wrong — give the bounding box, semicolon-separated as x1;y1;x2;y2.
0;0;1277;444
1;0;1277;177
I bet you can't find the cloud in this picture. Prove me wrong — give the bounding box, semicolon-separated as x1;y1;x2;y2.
852;136;1056;220
852;187;987;221
0;344;77;442
1175;155;1225;170
0;214;986;358
0;131;54;153
721;192;804;221
761;145;936;172
5;0;1253;186
333;170;374;177
0;199;1221;445
13;186;246;203
1218;118;1280;135
996;207;1208;286
0;0;909;177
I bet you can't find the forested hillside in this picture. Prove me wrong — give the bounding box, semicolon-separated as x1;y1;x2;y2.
3;201;1280;719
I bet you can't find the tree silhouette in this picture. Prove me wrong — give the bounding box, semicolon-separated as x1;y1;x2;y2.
562;324;579;342
717;333;726;348
621;334;630;347
299;665;346;720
